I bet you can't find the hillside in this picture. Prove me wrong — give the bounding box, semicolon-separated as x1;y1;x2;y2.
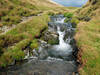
0;0;66;28
75;0;100;74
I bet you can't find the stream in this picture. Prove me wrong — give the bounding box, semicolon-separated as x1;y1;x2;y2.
0;15;79;75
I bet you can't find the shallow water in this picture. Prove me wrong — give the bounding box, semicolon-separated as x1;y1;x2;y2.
52;0;88;7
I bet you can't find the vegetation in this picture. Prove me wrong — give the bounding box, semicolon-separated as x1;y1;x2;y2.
64;12;74;18
75;0;100;74
30;39;39;50
64;12;74;23
0;14;49;67
48;38;59;45
64;12;79;28
0;0;38;27
71;17;79;28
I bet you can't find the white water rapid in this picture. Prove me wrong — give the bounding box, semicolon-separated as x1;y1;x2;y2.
56;17;66;23
53;17;72;53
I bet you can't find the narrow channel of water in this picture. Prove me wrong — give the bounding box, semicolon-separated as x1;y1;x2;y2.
0;15;79;75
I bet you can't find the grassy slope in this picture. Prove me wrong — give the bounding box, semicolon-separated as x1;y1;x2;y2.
0;0;68;27
0;0;38;27
75;0;100;74
0;14;49;67
0;0;71;67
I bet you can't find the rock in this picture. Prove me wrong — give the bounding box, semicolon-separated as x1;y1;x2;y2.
42;31;59;45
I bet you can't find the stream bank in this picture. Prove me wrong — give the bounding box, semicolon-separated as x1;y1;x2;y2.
0;15;79;75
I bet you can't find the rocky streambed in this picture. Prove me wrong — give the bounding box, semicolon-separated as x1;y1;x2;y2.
0;15;79;75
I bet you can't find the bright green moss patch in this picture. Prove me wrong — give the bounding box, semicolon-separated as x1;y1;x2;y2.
64;12;74;18
30;39;39;49
48;38;59;45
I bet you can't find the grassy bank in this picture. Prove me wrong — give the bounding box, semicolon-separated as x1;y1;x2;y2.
76;16;100;75
75;0;100;74
0;14;49;67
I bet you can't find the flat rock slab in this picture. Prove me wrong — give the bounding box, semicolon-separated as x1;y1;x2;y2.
0;60;78;75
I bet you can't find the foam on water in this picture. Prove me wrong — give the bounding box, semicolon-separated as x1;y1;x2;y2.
52;17;72;53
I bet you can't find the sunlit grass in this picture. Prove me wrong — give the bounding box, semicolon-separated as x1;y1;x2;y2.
0;14;49;67
75;15;100;75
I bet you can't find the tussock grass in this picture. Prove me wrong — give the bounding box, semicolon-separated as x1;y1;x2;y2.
0;14;49;67
75;3;100;74
0;0;38;27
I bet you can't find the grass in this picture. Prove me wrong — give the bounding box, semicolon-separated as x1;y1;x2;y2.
0;0;71;28
0;14;49;67
0;0;39;27
75;6;100;75
64;12;73;18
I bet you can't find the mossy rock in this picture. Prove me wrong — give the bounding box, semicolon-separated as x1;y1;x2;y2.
48;38;59;45
42;31;59;45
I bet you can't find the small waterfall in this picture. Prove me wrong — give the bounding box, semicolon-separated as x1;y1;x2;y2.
55;26;72;52
57;26;65;45
56;17;66;23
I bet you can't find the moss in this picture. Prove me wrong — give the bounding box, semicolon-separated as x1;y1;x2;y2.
30;39;39;49
71;17;79;28
48;39;59;45
64;18;70;23
64;12;74;18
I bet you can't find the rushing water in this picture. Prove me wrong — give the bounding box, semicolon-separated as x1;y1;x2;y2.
52;0;88;7
0;15;79;75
